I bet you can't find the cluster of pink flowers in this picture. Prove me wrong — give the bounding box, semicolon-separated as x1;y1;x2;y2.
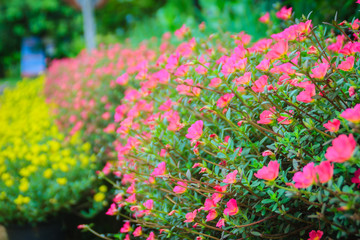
46;4;360;239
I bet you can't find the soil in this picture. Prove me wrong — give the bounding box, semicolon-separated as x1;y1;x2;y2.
0;225;8;240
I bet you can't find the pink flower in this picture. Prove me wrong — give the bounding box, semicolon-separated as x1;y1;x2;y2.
206;209;218;222
133;226;142;237
173;181;187;194
176;84;192;95
351;169;360;187
116;73;129;85
105;203;117;216
277;111;293;125
340;104;360;123
186;120;203;140
254;161;279;181
234;72;251;85
262;150;274;156
151;162;166;176
257;107;276;124
143;199;154;210
217;93;234;108
231;31;251;45
325;134;356;163
192;163;202;168
184;210;197;222
212;185;227;203
77;224;86;229
199;21;205;30
146;232;155;240
310;63;329;79
168;210;176;216
204;198;216;211
125;194;136;204
259;12;270;23
165;110;184;131
256;59;271;71
349;86;356;97
351;19;360;30
270;62;295;75
124;234;130;240
235;147;243;156
323;119;340;132
159;148;167;157
195;63;209;75
209;78;222;87
314;161;333;184
223;170;238;184
216;218;225;228
251;75;268;92
166;54;179;70
338;56;355;71
250;39;272;53
308;230;323;240
296;84;316;103
266;40;288;60
276;6;292;20
174;64;190;77
174;24;189;39
307;46;318;54
126;182;136;194
120;221;131;233
293;162;316;189
223;199;239;216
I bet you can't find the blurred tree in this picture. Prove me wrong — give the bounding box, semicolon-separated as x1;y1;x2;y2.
284;0;358;24
0;0;85;77
95;0;167;35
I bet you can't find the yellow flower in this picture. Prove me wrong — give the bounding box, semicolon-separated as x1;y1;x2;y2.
23;196;31;204
81;142;91;153
93;192;105;202
43;169;53;178
19;168;28;177
19;178;29;191
49;140;61;152
1;173;10;181
0;191;6;200
99;185;108;192
5;179;14;187
59;163;69;172
56;178;67;185
14;195;31;205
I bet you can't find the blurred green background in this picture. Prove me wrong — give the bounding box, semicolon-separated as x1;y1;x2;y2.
0;0;358;80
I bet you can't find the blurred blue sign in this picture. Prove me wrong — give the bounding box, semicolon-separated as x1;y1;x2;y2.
20;37;46;77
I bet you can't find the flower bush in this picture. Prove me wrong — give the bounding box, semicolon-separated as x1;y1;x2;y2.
47;5;360;240
0;77;98;225
45;50;122;154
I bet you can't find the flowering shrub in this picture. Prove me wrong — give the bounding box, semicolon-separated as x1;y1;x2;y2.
45;48;124;154
0;78;98;225
47;5;360;240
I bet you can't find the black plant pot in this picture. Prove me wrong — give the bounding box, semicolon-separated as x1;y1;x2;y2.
6;220;64;240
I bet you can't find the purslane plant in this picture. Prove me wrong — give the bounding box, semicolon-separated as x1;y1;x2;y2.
49;5;360;240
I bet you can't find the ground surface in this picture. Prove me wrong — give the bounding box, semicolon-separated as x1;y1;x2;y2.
0;225;7;240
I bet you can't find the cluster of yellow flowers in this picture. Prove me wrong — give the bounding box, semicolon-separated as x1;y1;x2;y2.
0;77;97;223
